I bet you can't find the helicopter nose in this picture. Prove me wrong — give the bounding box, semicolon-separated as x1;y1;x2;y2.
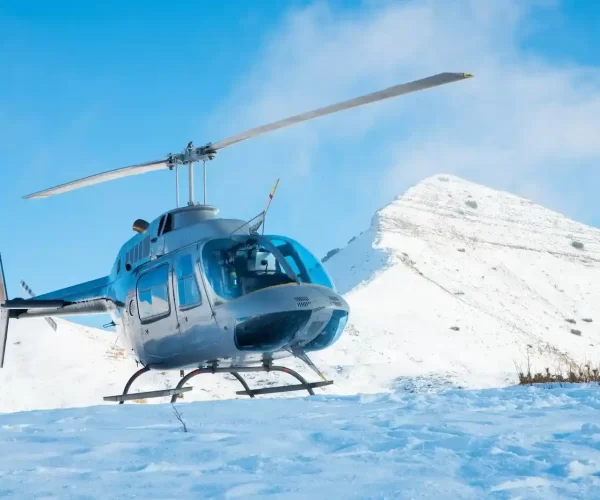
221;283;348;353
234;310;312;351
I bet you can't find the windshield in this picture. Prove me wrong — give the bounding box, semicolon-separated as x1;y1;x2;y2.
201;235;334;300
264;235;334;289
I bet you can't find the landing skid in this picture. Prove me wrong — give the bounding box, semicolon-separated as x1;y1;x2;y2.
236;380;332;397
104;363;333;404
103;387;192;403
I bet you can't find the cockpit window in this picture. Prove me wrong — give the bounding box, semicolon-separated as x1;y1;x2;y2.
202;236;295;300
201;235;334;300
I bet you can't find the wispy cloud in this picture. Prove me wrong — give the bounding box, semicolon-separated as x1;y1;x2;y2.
214;0;600;244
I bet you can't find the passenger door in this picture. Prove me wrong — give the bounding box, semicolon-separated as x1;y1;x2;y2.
173;248;220;355
137;262;182;361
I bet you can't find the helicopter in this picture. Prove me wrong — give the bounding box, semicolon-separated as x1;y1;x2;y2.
0;71;472;404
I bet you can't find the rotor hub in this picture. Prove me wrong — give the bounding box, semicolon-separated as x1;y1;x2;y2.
167;143;217;167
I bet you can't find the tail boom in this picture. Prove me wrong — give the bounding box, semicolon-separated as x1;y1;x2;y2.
4;275;116;318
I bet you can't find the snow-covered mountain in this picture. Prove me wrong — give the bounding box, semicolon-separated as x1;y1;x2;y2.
316;174;600;392
2;174;599;413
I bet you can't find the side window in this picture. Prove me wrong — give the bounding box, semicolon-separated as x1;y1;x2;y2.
137;264;170;322
157;215;166;235
143;237;151;258
176;254;201;309
163;214;174;234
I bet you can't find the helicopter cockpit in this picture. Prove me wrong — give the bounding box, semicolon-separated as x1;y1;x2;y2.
202;235;334;300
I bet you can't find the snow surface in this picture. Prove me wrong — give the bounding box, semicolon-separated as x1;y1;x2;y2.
2;174;600;413
1;384;600;499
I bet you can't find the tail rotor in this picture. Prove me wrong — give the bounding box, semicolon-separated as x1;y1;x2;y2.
20;280;57;332
0;254;9;368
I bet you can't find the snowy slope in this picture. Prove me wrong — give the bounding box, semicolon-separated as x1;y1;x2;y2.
317;174;600;392
1;384;600;499
0;318;140;411
2;174;599;413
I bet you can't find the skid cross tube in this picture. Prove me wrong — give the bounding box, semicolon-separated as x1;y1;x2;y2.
230;372;254;398
170;365;321;403
118;365;150;405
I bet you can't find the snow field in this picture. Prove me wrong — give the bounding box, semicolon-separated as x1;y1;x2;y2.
1;384;600;499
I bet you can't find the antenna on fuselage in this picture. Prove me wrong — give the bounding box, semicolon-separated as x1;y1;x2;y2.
262;178;279;235
247;178;280;235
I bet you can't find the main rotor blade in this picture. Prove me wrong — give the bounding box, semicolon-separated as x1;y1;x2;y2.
23;72;471;200
210;72;472;151
23;160;169;199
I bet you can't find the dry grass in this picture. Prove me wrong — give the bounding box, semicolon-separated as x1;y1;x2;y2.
517;356;600;385
172;404;188;432
514;346;600;386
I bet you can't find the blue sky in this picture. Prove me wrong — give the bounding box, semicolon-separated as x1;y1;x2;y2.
1;0;599;328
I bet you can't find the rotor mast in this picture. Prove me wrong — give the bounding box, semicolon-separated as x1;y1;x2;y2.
175;165;179;208
167;143;215;207
203;160;207;205
187;142;195;206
